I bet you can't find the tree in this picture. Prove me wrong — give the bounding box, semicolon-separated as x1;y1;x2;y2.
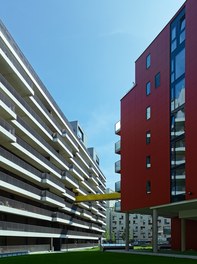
111;232;116;243
121;229;132;242
103;229;110;242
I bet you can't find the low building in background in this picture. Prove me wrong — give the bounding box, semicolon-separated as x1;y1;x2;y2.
0;20;106;253
105;189;170;244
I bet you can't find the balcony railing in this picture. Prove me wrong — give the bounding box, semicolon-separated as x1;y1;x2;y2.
65;187;75;199
67;229;100;238
61;171;79;188
64;201;83;214
0;171;41;196
16;136;62;175
52;133;73;157
0;74;53;136
16;116;70;169
41;173;65;189
41;190;65;204
69;164;83;180
0;21;74;140
33;94;62;132
115;160;121;173
115;181;121;193
0;220;66;235
115;121;121;135
0;38;33;90
115;140;121;154
52;212;71;222
0;91;15;111
0;195;52;217
0;117;15;135
0;146;42;179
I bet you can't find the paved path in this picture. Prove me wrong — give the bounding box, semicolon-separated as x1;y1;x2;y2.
106;249;197;260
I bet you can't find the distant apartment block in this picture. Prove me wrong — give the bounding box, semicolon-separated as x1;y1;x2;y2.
106;190;170;244
0;20;106;253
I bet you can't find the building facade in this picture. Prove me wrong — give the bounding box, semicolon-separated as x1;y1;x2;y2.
116;0;197;251
106;198;171;244
0;20;106;253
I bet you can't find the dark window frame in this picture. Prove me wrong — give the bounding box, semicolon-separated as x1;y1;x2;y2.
155;72;160;88
146;131;151;144
146;81;151;95
146;106;151;120
146;155;151;168
146;180;151;194
146;54;151;69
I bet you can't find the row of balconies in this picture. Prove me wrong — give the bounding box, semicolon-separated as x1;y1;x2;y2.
0;71;105;188
0;124;104;200
0;220;101;238
0;73;105;191
0;190;104;230
0;149;105;215
0;26;106;230
0;24;106;186
0;38;34;95
115;121;121;213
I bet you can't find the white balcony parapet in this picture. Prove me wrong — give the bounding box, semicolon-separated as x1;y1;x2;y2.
115;121;121;134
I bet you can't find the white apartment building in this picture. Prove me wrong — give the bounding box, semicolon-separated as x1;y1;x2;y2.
106;190;170;244
0;20;106;253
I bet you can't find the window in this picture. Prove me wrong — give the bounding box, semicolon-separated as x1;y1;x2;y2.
179;16;185;44
77;127;84;142
171;59;175;83
146;106;151;120
171;26;176;40
171;39;177;52
146;131;151;144
175;78;185;109
146;54;151;69
175;48;185;79
146;82;151;95
146;180;151;194
146;156;151;168
96;155;100;166
155;72;160;88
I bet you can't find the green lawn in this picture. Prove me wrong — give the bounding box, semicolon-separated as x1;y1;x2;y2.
0;250;196;264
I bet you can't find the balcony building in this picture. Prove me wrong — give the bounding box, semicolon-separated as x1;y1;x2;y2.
0;20;106;253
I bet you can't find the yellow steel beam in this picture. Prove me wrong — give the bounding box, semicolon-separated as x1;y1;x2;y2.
75;192;121;203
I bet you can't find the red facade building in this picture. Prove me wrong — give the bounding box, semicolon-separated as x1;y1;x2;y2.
117;0;197;251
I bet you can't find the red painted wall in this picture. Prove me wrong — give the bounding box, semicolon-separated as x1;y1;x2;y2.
121;24;171;212
171;218;197;251
171;218;181;250
120;0;197;251
185;0;197;200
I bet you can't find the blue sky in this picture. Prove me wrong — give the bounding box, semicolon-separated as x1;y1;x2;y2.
0;0;185;189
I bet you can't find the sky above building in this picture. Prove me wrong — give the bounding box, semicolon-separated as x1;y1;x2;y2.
0;0;185;190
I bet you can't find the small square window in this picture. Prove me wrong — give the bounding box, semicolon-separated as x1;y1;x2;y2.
155;72;160;88
146;82;151;95
146;156;151;168
146;131;151;144
146;54;151;69
146;106;151;120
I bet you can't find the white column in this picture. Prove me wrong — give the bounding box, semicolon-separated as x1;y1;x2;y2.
152;209;158;253
181;218;186;252
125;212;129;251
